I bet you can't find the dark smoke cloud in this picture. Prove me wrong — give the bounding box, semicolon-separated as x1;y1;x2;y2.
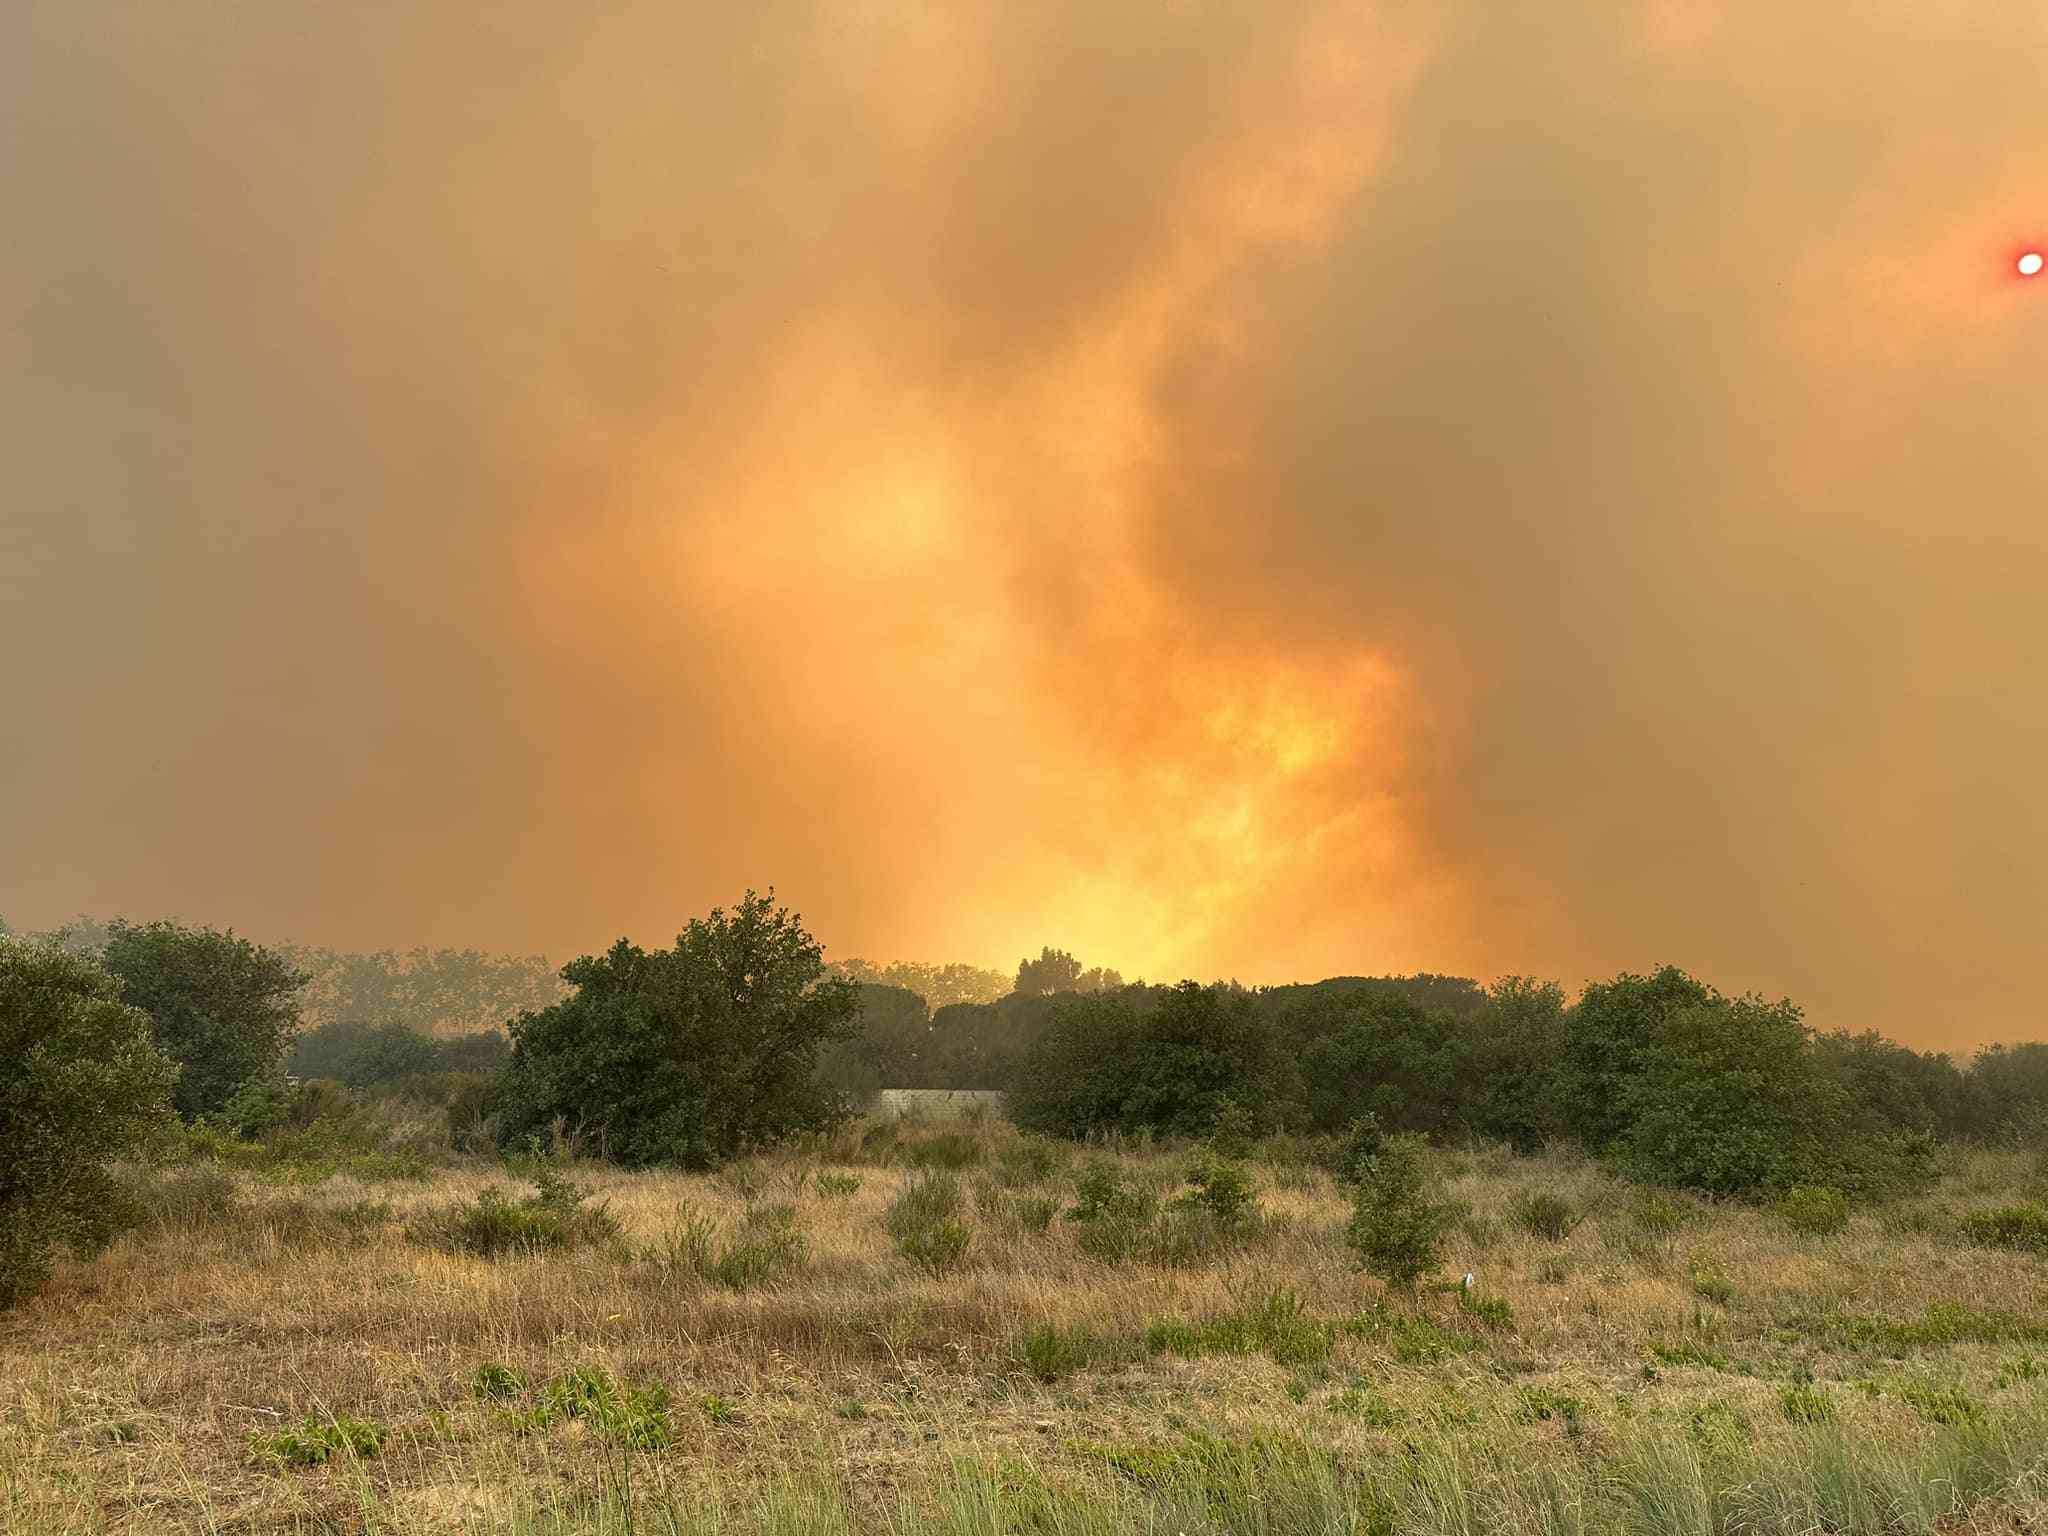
3;1;2043;1046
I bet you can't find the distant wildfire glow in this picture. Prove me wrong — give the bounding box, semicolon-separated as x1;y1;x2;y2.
4;1;2048;1048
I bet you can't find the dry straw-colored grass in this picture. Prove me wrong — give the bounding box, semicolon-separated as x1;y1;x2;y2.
3;1116;2045;1533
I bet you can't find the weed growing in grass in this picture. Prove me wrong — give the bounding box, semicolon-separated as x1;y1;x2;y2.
1780;1382;1834;1422
993;1137;1065;1188
814;1171;862;1197
409;1168;620;1258
1962;1202;2048;1253
887;1172;973;1275
1018;1324;1132;1381
1890;1380;1986;1426
1512;1387;1587;1427
1631;1192;1695;1236
1690;1263;1734;1304
1456;1288;1516;1331
1649;1339;1731;1371
705;1203;808;1290
472;1363;525;1400
1176;1155;1257;1231
1340;1304;1481;1364
507;1367;675;1448
1773;1185;1851;1236
255;1413;387;1468
1511;1191;1581;1240
903;1133;982;1170
1146;1288;1329;1367
698;1393;738;1425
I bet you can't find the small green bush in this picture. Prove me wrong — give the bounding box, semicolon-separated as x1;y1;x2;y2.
1962;1203;2048;1254
520;1367;675;1447
1894;1381;1984;1427
1019;1324;1128;1381
1691;1265;1735;1304
1774;1185;1851;1236
1146;1289;1328;1367
1631;1194;1694;1236
255;1413;387;1467
1780;1383;1834;1423
1010;1196;1060;1235
1340;1305;1481;1365
473;1364;526;1400
409;1168;620;1258
704;1203;808;1290
1510;1191;1581;1240
903;1132;982;1170
1456;1289;1515;1331
994;1138;1066;1188
886;1172;972;1274
1345;1135;1455;1290
1177;1155;1258;1231
1330;1115;1386;1187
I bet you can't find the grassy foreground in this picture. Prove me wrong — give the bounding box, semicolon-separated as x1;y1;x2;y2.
3;1114;2046;1534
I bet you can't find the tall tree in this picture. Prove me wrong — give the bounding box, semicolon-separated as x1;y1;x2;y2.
496;891;859;1168
99;921;306;1121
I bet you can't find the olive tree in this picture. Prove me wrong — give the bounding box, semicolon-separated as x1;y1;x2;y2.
1;938;178;1307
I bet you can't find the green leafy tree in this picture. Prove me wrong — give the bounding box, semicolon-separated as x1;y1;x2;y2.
495;891;859;1168
1559;966;1717;1149
1009;982;1280;1140
1456;976;1570;1150
1;938;178;1307
1015;947;1086;997
99;921;307;1122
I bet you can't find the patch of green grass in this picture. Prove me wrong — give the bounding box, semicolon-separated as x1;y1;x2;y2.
1649;1339;1731;1372
507;1367;675;1448
1018;1324;1130;1382
1780;1382;1834;1423
1146;1289;1328;1367
255;1413;387;1468
703;1203;808;1290
1510;1191;1581;1240
1892;1380;1985;1427
471;1363;525;1400
698;1393;738;1425
1773;1185;1851;1236
1456;1289;1515;1331
1327;1388;1401;1426
1962;1203;2048;1254
902;1133;982;1170
814;1172;862;1197
408;1169;620;1259
1340;1304;1481;1365
1804;1303;2048;1357
1511;1387;1586;1427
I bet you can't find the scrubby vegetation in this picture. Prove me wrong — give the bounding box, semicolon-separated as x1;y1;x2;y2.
7;903;2048;1532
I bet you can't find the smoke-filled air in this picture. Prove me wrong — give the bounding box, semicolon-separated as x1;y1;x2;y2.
6;1;2048;1048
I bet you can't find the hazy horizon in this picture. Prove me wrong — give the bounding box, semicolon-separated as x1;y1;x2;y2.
5;1;2045;1049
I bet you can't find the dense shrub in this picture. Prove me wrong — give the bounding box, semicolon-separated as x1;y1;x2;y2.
0;939;179;1308
1010;982;1283;1141
1773;1185;1852;1236
1618;994;1923;1199
100;921;306;1122
409;1169;620;1257
1345;1135;1455;1290
703;1203;809;1289
1560;967;1717;1149
494;892;859;1168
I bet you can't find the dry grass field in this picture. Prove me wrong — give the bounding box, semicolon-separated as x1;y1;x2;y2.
4;1113;2046;1535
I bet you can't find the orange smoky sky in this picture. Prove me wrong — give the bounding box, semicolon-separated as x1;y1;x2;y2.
4;2;2046;1049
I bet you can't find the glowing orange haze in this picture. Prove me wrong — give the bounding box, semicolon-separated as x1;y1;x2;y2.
3;2;2045;1049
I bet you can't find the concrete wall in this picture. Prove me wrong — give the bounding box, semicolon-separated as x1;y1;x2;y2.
870;1088;1008;1123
